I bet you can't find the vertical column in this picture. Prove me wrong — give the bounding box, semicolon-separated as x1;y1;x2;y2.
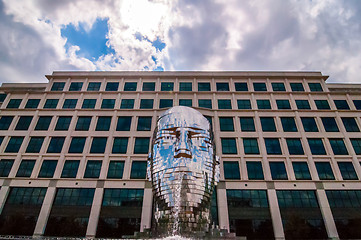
267;189;285;240
316;189;339;239
140;186;153;231
86;187;104;237
0;186;10;215
33;187;56;236
217;186;229;231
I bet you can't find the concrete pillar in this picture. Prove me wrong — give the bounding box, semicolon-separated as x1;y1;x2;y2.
316;189;339;239
86;187;104;237
140;187;153;231
217;186;229;231
267;189;285;240
33;187;56;236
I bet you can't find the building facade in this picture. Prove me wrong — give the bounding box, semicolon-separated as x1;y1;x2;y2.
0;71;360;239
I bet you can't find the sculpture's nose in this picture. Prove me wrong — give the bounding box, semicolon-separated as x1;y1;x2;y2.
174;129;192;158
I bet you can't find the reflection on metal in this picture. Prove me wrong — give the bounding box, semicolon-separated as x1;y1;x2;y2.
147;106;220;236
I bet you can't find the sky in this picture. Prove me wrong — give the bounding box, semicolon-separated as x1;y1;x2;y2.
0;0;360;84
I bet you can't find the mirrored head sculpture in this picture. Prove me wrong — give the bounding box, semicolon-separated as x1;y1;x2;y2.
147;106;220;236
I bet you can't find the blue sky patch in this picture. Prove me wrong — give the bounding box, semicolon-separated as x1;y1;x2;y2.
152;37;166;52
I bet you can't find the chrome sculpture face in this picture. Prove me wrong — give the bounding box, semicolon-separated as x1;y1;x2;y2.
147;106;219;235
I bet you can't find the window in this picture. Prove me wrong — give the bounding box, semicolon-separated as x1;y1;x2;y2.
6;187;47;206
140;99;154;109
87;82;101;91
55;116;72;131
15;116;33;130
61;160;80;178
276;100;291;109
137;116;152;131
161;82;174;91
75;116;92;131
301;117;319;132
134;137;150;154
309;83;323;92
124;82;137;91
51;82;65;91
353;100;361;110
219;117;234;132
43;99;59;109
90;137;107;153
107;161;125;179
281;117;297;132
338;162;358;180
221;138;237;154
246;162;264;180
243;138;259;154
334;100;350;110
0;93;6;102
260;117;276;132
25;99;40;109
239;117;255;132
112;137;128;154
84;161;102;178
16;160;35;177
130;161;147;179
315;100;330;110
237;100;251;109
290;83;304;92
235;82;248;91
329;138;348;155
35;116;52;130
105;82;119;91
257;99;271;109
101;188;144;207
253;83;267;91
321;117;339;132
295;100;311;109
120;99;135;109
307;138;326;155
341;117;360;132
47;137;65;153
198;99;212;109
198;82;210;91
223;161;240;179
142;82;155;91
216;83;229;91
69;82;83;91
62;99;77;109
265;138;282;155
101;99;115;109
0;116;14;130
272;83;285;91
82;99;96;109
95;116;111;131
38;160;57;178
116;116;131;131
179;99;192;107
0;137;3;146
7;99;22;109
68;137;86;153
159;99;173;108
292;162;311;180
269;162;287;180
26;137;44;153
286;138;304;155
218;99;232;109
351;139;361;154
53;188;95;206
179;82;192;91
315;162;335;180
5;136;24;153
0;159;14;177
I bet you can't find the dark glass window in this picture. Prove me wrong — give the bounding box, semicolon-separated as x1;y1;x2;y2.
15;116;33;130
301;117;319;132
62;99;78;109
219;117;234;132
329;138;348;155
61;160;80;178
321;117;339;132
341;117;360;132
198;82;211;91
0;94;6;102
334;100;350;110
246;162;264;180
52;188;94;207
351;139;361;154
124;82;137;91
101;188;143;207
257;99;271;109
315;162;335;180
179;99;192;107
16;160;35;177
68;137;86;153
35;116;52;130
234;82;248;91
239;117;255;132
198;99;212;109
90;137;107;153
315;100;330;110
353;100;361;110
286;138;304;155
290;83;304;92
6;99;22;109
281;117;297;132
116;116;131;131
0;116;14;130
270;162;287;180
69;82;83;91
38;160;57;178
112;137;128;154
137;117;152;131
223;161;240;179
276;100;291;109
25;99;40;109
0;159;14;177
295;99;311;109
243;138;259;154
47;137;65;153
253;83;267;91
309;83;323;92
272;83;285;91
130;161;147;179
95;116;112;131
161;82;174;91
142;82;155;91
5;137;24;153
87;82;101;91
134;137;150;154
0;137;3;146
105;82;119;91
55;116;72;131
107;161;125;179
140;99;154;109
101;99;115;109
216;83;229;91
75;116;92;131
218;99;232;109
81;99;96;109
179;82;192;91
84;161;102;178
51;82;65;91
338;162;358;180
260;117;276;132
221;138;237;154
120;99;135;109
237;100;251;109
159;99;173;108
265;138;282;155
292;162;311;180
26;137;44;153
307;138;326;155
